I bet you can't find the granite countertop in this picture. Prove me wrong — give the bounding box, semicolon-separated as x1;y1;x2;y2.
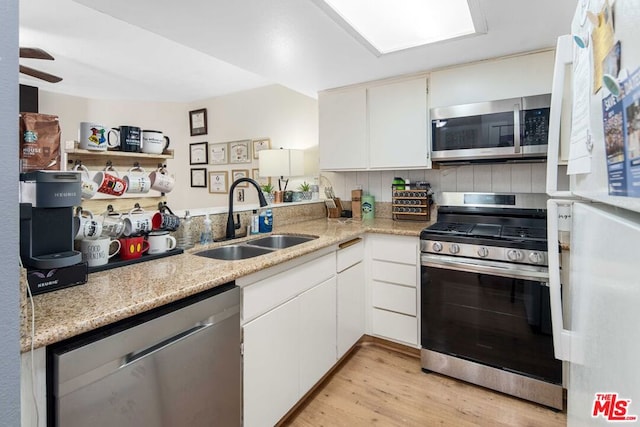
21;217;430;352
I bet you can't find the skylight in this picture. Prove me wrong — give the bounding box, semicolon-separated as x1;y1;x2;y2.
315;0;485;55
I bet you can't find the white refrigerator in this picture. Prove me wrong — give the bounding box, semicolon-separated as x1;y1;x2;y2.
546;1;640;425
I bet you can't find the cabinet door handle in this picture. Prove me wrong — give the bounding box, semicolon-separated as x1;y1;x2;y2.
339;237;362;249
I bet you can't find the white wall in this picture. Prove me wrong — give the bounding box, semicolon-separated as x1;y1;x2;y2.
177;84;319;209
1;0;21;423
39;84;318;212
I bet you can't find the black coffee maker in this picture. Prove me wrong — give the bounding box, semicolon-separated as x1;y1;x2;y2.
20;171;87;294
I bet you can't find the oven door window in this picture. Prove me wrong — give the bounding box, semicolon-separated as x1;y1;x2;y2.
421;265;562;384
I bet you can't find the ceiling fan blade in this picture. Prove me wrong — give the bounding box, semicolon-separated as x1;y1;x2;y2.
19;47;55;60
19;65;63;83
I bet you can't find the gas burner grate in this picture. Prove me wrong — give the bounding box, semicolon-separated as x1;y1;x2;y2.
425;222;475;234
501;226;547;241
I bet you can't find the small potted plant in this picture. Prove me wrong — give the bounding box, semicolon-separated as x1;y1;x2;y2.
298;181;312;200
261;183;275;204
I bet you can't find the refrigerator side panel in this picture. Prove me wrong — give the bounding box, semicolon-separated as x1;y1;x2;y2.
567;202;640;426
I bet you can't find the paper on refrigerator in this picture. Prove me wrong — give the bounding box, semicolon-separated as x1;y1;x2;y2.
568;44;594;174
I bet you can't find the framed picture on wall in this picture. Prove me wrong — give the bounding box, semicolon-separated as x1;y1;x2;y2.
189;108;208;136
252;168;271;187
252;138;271;159
208;171;228;193
231;169;249;187
190;168;207;188
228;140;251;163
189;142;208;165
208;142;228;165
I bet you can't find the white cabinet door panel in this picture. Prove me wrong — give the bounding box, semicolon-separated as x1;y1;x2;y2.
299;276;337;395
243;253;335;323
243;298;299;427
370;234;418;264
371;308;418;345
337;262;366;358
319;88;367;170
368;77;428;169
372;281;417;316
371;260;417;287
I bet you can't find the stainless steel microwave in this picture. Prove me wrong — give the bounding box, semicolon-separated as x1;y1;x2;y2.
430;94;551;162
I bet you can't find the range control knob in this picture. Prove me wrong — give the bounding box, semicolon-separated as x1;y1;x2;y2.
449;243;460;254
432;242;443;252
477;247;489;258
529;251;544;264
507;249;523;262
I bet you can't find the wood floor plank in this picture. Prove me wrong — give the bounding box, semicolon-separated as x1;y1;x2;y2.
283;344;566;427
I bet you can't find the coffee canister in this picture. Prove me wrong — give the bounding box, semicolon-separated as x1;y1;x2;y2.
362;195;375;219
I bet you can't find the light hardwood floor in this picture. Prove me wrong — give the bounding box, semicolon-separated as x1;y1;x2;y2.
283;343;566;427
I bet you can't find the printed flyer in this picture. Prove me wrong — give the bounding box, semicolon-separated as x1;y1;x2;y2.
602;66;640;197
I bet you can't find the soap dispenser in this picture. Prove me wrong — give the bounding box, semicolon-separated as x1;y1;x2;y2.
200;214;213;244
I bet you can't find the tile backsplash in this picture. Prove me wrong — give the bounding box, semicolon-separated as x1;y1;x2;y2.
322;163;566;204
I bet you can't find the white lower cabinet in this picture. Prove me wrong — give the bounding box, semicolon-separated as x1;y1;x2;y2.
336;239;366;359
367;234;419;346
299;277;337;394
243;297;300;427
241;251;337;427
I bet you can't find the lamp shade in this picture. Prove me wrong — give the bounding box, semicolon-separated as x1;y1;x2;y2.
258;149;305;177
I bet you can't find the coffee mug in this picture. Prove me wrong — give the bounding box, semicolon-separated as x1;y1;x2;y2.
123;166;151;194
123;208;153;236
152;211;181;231
142;130;170;155
73;164;98;199
149;166;175;193
78;122;113;151
101;211;126;238
119;236;150;260
147;230;177;255
75;216;103;240
94;169;128;196
107;126;141;152
80;237;121;267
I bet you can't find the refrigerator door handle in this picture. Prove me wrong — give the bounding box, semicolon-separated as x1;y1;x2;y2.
546;35;573;198
547;199;572;362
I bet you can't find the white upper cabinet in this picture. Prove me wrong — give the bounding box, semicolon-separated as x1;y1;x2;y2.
429;51;555;108
319;75;430;171
368;77;428;169
318;87;368;170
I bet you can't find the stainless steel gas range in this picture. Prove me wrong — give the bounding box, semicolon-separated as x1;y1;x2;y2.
420;192;563;410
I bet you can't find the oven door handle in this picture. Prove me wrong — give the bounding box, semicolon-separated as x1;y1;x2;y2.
421;254;549;282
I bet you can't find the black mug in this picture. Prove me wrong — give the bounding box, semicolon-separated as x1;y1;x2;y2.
108;126;141;152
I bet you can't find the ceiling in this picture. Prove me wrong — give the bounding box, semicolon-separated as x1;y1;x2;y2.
19;0;577;102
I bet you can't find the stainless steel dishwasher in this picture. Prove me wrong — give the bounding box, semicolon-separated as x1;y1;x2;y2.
47;283;240;427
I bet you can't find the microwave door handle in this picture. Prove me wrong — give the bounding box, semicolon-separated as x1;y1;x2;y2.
513;103;521;154
547;198;573;362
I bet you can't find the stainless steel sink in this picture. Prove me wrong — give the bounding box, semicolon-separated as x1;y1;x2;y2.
245;234;318;249
195;244;275;260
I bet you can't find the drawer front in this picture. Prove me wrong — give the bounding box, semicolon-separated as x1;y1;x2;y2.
371;260;417;287
336;239;364;272
371;308;418;345
243;252;336;323
371;281;416;316
370;234;417;264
